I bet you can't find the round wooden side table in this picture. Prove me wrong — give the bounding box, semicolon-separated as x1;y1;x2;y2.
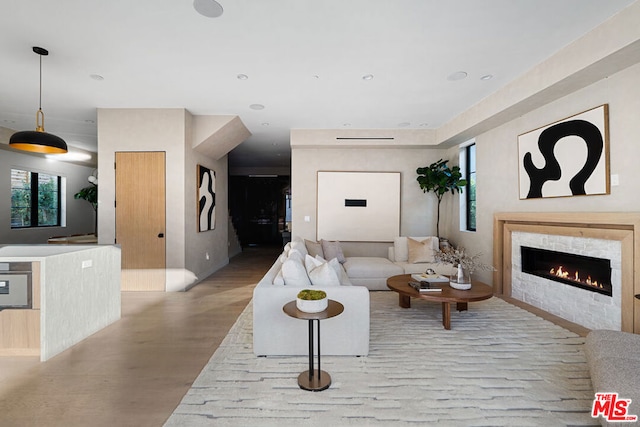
283;299;344;391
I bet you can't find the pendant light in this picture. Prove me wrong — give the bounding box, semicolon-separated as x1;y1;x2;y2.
10;46;68;154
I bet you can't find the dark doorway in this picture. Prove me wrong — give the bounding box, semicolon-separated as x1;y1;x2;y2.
229;175;290;247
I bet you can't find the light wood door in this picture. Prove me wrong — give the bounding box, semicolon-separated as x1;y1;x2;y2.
115;152;166;291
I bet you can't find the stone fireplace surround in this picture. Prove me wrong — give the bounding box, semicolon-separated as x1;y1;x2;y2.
493;212;640;333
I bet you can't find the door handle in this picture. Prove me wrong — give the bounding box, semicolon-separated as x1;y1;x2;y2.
158;233;165;238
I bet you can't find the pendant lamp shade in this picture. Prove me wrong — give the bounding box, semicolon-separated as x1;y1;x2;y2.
10;47;67;154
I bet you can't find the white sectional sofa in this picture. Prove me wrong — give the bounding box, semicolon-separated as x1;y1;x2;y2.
252;236;453;357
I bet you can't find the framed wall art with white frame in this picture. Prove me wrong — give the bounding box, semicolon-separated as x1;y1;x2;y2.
518;104;610;200
316;171;400;242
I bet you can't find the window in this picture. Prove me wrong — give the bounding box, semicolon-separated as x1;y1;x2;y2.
11;169;62;228
465;144;476;231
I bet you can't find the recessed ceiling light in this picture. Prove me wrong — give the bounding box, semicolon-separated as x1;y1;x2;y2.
90;74;104;81
343;123;352;127
312;75;320;79
3;119;16;124
249;104;265;110
480;74;493;81
262;123;270;126
419;123;429;127
362;74;374;81
447;71;468;81
398;122;410;127
237;74;248;80
193;0;224;18
84;119;95;124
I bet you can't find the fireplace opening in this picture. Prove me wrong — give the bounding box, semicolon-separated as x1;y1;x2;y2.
520;246;612;296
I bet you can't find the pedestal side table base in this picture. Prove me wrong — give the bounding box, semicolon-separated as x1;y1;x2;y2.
298;370;331;391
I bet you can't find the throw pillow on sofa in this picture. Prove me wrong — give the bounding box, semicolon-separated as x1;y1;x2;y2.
393;236;439;262
305;239;324;258
304;255;341;286
407;237;437;263
321;239;346;264
281;251;312;286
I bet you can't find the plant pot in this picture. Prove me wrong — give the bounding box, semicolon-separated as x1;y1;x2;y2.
296;297;328;313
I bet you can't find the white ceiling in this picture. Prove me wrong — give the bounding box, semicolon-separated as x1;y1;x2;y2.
0;0;635;170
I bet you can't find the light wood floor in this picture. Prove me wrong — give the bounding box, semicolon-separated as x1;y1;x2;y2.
0;245;282;427
0;245;588;427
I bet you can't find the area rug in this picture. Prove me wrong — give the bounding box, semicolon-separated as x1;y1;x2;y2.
165;292;597;427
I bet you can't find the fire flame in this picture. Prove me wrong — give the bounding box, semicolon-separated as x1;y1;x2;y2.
549;266;603;289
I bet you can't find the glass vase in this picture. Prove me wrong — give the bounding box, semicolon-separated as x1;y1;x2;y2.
450;264;472;290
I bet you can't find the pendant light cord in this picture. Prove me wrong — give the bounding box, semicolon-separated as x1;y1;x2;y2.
39;53;42;110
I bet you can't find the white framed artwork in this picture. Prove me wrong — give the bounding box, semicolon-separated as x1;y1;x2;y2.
518;104;609;199
317;171;400;242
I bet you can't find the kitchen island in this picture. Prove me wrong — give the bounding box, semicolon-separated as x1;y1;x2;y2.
0;244;121;361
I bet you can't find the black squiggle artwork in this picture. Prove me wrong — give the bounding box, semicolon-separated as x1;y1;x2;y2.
523;119;603;199
198;166;216;231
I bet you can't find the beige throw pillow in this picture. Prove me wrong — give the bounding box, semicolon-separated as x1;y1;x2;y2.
407;237;436;263
305;239;324;258
320;239;346;264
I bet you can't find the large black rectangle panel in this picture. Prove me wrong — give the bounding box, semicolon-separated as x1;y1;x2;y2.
345;199;367;207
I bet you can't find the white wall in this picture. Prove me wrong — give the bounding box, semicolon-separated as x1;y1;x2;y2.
447;61;640;285
184;112;230;287
97;108;230;291
0;147;96;244
290;143;448;256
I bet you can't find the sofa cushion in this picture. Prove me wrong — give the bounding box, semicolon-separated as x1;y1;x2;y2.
281;252;311;286
272;268;285;285
393;236;438;262
290;236;308;256
305;239;324;258
305;255;341;286
407;237;437;263
321;239;346;264
343;257;404;279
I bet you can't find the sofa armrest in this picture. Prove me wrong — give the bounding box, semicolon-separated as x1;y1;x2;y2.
388;246;396;262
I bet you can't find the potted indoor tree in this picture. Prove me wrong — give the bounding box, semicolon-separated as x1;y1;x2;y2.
416;159;466;239
74;178;98;235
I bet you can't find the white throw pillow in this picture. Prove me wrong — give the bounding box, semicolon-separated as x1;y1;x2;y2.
305;255;340;286
291;238;308;257
281;255;311;286
272;268;285;286
407;237;436;263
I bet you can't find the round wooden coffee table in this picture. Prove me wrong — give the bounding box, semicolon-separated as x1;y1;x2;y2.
386;274;493;330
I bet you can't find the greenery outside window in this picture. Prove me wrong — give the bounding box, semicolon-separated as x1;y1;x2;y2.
11;169;62;228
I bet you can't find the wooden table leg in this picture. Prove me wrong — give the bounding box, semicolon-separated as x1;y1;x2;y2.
442;302;451;330
399;294;411;308
456;302;468;312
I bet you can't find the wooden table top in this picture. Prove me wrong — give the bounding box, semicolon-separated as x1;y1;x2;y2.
386;274;493;303
283;299;344;320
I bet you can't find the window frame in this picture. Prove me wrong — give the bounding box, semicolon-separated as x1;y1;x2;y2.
458;140;476;232
11;169;63;229
465;143;476;232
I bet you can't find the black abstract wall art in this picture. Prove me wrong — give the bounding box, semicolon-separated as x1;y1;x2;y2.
518;105;609;199
198;165;216;231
